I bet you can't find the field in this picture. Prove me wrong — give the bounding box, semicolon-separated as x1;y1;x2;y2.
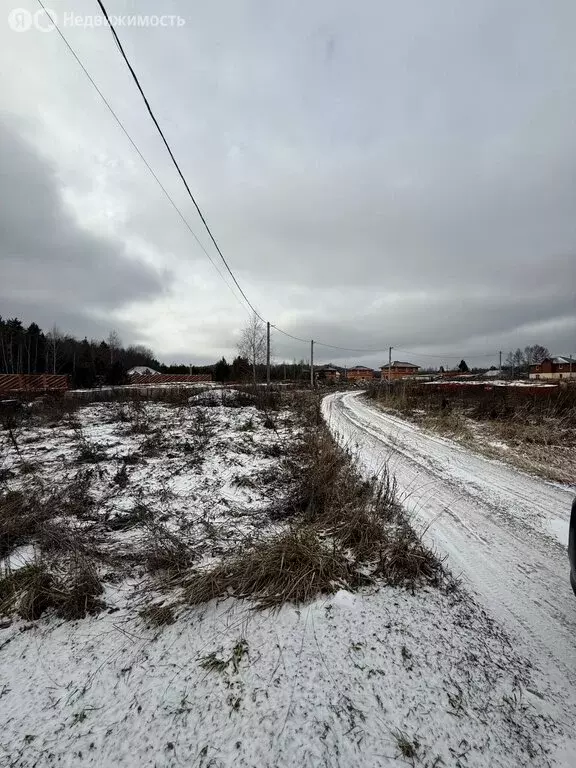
0;390;568;767
366;380;576;483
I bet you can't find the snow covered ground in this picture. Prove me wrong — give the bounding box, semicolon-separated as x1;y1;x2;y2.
1;580;566;767
0;397;294;577
0;395;573;766
323;391;576;764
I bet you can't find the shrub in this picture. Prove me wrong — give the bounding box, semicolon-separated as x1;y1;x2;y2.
1;556;104;621
76;440;107;464
184;527;352;609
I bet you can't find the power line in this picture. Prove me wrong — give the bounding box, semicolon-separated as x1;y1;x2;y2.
94;0;264;322
315;341;388;352
36;0;250;317
36;1;383;350
93;0;389;351
394;347;498;359
272;325;387;352
39;0;514;360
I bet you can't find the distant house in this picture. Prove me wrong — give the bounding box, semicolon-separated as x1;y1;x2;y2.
529;357;574;380
346;365;375;382
127;366;160;376
315;365;341;382
380;361;420;380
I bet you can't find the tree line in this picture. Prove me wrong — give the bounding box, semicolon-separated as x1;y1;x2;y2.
1;313;555;388
0;314;303;388
0;316;166;387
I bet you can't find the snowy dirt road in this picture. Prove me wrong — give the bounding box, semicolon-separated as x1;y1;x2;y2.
323;392;576;718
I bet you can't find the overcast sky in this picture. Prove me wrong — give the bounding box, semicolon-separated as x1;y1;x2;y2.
1;0;575;368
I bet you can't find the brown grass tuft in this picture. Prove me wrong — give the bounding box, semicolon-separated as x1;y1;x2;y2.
145;526;194;576
139;603;175;627
184;527;351;609
58;559;104;620
375;524;444;588
16;564;63;621
0;490;47;559
1;558;104;621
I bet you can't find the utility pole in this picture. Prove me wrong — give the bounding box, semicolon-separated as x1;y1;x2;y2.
387;346;392;393
310;340;314;389
266;321;271;386
499;350;502;376
570;354;573;378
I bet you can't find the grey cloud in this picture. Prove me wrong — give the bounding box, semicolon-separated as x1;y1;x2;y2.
0;117;170;337
1;0;575;364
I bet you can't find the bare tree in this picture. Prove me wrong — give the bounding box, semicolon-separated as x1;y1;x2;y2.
46;325;63;374
237;313;267;385
524;344;550;366
107;330;122;364
505;345;550;378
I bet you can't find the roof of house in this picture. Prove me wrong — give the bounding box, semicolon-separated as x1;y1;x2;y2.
348;365;374;370
531;356;572;366
382;361;420;368
128;366;160;375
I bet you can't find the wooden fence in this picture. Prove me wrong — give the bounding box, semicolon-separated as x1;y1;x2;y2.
0;374;68;397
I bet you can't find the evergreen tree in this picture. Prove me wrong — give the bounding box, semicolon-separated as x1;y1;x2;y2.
214;357;231;382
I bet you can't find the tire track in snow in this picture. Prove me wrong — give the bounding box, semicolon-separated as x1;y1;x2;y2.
323;392;576;700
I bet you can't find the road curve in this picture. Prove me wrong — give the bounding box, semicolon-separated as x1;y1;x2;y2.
322;391;576;693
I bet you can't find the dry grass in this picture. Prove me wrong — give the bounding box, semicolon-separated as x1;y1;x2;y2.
144;525;194;576
52;470;97;521
28;397;82;428
0;470;106;621
2;388;444;619
14;564;62;620
139;603;176;627
76;439;107;465
181;417;443;610
367;381;576;483
0;490;46;559
374;523;445;588
106;501;150;531
184;527;352;609
0;471;99;561
393;730;420;762
56;558;104;620
0;557;104;621
67;388;203;406
287;429;369;517
423;409;472;439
